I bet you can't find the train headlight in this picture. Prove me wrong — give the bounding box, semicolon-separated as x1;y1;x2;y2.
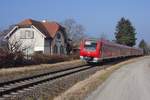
80;56;84;59
93;58;98;62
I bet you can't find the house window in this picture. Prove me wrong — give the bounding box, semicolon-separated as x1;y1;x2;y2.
57;33;61;39
26;30;34;39
20;30;34;39
20;31;26;39
60;45;64;54
53;45;58;54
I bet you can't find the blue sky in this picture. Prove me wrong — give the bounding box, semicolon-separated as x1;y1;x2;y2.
0;0;149;44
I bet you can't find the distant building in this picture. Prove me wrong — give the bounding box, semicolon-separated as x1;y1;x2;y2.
5;19;68;55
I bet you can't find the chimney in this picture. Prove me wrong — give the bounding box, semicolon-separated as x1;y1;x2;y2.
42;20;47;23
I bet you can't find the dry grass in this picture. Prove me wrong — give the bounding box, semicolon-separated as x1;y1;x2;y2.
54;56;147;100
0;60;85;78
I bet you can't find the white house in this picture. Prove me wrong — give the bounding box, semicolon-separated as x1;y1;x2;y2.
5;19;68;55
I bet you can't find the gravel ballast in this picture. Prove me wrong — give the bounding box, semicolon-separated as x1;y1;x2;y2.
3;65;103;100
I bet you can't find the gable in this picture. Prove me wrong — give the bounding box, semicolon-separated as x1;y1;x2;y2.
17;19;65;39
4;25;46;39
4;19;68;49
51;31;66;47
4;26;18;39
8;27;45;52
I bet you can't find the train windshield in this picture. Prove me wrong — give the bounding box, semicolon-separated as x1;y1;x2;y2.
84;41;97;51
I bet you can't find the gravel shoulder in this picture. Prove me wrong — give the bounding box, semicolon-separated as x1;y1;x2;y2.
86;56;150;100
54;57;146;100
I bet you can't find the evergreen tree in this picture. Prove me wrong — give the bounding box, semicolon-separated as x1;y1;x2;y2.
115;17;136;47
138;39;149;55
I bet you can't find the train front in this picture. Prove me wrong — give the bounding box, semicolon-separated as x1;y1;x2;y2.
80;39;100;63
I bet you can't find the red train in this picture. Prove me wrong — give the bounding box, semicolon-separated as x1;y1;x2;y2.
80;39;143;63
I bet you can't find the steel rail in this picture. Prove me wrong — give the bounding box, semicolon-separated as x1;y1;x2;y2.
0;64;95;98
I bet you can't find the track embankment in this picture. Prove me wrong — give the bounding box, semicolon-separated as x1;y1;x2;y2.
0;64;104;100
0;60;85;83
54;56;147;100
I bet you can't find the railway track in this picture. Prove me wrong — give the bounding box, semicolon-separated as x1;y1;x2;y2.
0;64;96;99
0;58;130;99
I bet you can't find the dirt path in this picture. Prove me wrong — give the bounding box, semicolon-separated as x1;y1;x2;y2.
86;57;150;100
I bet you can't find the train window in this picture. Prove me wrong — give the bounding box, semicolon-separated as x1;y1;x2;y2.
85;41;91;45
84;41;97;51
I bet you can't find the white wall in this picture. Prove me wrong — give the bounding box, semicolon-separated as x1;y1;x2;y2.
8;27;67;55
8;27;45;54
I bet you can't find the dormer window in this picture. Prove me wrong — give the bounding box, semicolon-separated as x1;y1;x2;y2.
20;30;34;39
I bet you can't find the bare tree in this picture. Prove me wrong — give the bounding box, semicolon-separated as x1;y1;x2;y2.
0;32;3;47
61;18;85;45
3;25;15;34
0;38;24;67
0;25;16;48
61;19;86;54
0;25;33;67
4;36;34;57
0;32;6;48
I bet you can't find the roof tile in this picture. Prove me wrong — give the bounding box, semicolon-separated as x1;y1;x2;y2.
18;19;62;38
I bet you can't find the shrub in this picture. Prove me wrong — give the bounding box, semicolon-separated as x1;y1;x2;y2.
0;48;25;68
0;47;80;68
31;53;70;64
67;54;80;60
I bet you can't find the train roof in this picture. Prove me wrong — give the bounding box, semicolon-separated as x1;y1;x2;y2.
100;39;142;50
83;38;142;50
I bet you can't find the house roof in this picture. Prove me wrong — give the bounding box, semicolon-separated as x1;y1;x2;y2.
17;19;64;38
